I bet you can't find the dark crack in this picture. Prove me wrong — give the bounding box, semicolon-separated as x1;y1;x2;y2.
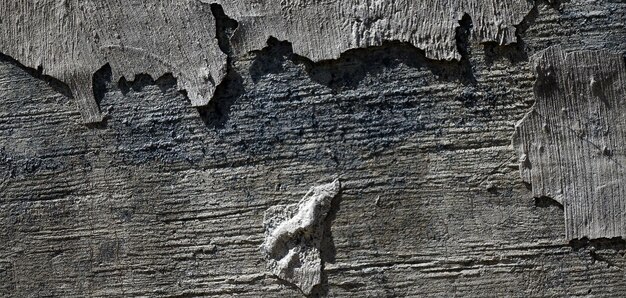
197;4;243;129
534;196;563;210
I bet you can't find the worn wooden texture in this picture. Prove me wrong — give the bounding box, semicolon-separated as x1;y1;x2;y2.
0;0;226;123
514;46;626;240
1;0;626;297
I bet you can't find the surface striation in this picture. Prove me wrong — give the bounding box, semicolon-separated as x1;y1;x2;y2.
514;45;626;240
1;0;626;297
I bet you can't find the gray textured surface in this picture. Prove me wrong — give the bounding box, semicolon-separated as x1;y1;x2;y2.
262;179;340;295
514;45;626;240
1;0;626;297
0;0;226;123
1;0;533;123
213;0;533;61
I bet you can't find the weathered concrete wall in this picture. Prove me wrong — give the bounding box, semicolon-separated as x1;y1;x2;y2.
1;0;626;297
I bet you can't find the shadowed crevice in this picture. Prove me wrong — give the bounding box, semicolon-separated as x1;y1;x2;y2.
570;237;626;269
0;52;73;100
197;3;243;129
93;64;112;106
484;41;529;65
250;37;477;94
570;237;626;251
0;51;110;125
482;0;571;65
534;196;564;210
248;11;476;90
483;3;535;65
197;70;243;129
454;13;476;83
309;190;342;298
210;4;239;56
117;73;178;95
86;63;114;128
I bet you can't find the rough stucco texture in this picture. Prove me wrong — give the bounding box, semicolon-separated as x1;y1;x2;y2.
2;0;533;123
0;0;227;123
1;0;626;297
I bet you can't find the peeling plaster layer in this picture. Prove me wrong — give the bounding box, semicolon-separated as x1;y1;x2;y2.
262;179;340;295
0;0;226;123
514;46;626;240
0;1;534;123
213;0;534;62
